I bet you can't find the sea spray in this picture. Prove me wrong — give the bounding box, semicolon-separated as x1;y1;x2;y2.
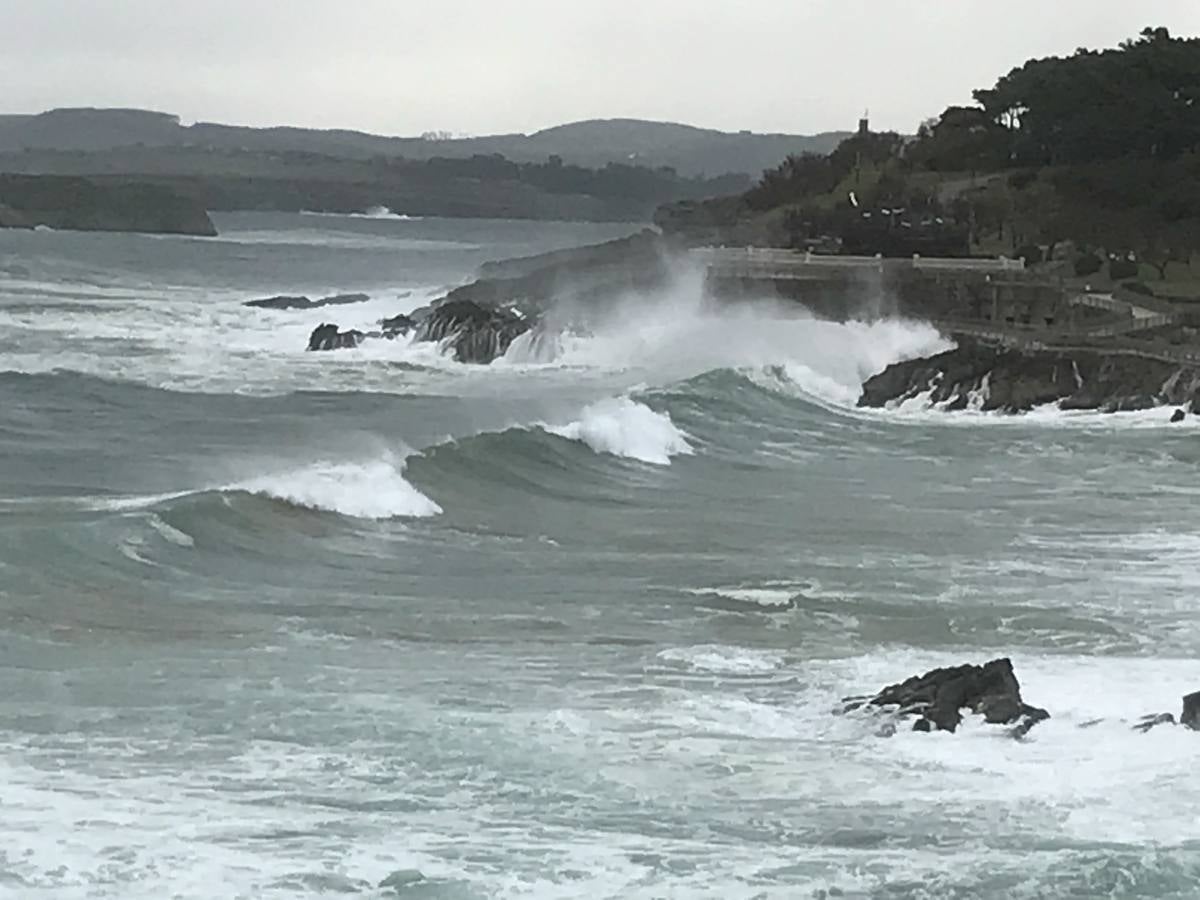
501;267;952;407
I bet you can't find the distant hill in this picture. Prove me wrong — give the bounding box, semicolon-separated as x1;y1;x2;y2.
0;108;849;177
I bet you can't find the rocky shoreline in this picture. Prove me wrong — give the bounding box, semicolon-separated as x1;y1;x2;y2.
281;231;1200;411
303;231;675;363
858;340;1200;416
851;658;1200;739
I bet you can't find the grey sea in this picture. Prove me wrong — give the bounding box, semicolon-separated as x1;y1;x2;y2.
3;212;1200;899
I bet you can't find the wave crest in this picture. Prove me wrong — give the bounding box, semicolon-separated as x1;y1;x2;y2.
544;397;692;466
236;455;441;520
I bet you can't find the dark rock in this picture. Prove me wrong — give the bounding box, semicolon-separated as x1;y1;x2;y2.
296;233;676;362
858;658;1047;736
413;299;531;363
305;299;527;361
245;295;311;310
380;312;415;337
860;339;1200;414
245;292;369;310
307;323;364;351
1172;408;1187;423
1008;704;1051;740
1134;712;1176;733
1181;691;1200;730
318;292;369;308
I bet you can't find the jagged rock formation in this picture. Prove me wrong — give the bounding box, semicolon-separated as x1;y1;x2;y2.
305;231;673;364
307;324;365;351
1134;690;1200;733
409;300;530;363
0;173;216;236
845;658;1050;737
245;293;369;310
859;340;1200;413
305;300;531;363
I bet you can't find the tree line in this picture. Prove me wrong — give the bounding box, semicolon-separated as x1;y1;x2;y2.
686;27;1200;272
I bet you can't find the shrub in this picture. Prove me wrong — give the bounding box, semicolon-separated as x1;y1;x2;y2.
1008;169;1038;190
1014;243;1043;265
1109;258;1139;280
1073;254;1103;276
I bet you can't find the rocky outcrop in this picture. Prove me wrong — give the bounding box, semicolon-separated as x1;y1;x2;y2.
305;232;676;364
859;340;1200;413
306;311;415;351
1133;690;1200;733
245;292;369;310
305;301;527;363
409;299;530;363
845;658;1050;737
307;324;365;351
0;173;217;236
379;312;415;335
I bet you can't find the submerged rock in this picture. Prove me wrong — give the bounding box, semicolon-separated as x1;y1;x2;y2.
307;323;364;351
380;312;416;336
1135;690;1200;733
245;292;370;310
1134;712;1176;733
847;658;1049;737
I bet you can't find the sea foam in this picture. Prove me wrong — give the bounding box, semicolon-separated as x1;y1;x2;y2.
235;455;441;519
544;397;692;466
500;267;952;409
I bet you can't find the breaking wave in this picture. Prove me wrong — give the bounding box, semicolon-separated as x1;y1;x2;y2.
235;455;442;519
542;397;692;466
501;277;951;409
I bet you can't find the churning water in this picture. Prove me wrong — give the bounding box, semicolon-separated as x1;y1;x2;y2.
3;213;1200;899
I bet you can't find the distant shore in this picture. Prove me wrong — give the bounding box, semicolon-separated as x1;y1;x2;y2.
0;173;217;237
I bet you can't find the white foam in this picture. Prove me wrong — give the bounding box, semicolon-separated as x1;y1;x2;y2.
498;265;952;408
146;513;195;547
545;397;692;466
657;645;785;675
235;455;441;519
301;206;421;221
92;489;199;512
0;280;465;394
687;586;797;608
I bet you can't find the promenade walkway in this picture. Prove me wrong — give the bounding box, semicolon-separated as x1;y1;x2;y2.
694;247;1194;362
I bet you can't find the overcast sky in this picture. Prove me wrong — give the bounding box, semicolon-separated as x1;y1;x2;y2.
3;1;1198;137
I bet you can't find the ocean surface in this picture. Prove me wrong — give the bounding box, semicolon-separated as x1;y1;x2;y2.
3;212;1200;899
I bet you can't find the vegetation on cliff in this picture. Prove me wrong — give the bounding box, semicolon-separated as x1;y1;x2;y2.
0;110;847;178
0;173;217;236
657;27;1200;289
3;145;751;223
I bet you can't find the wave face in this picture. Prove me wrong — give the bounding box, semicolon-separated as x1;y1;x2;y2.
5;215;1200;899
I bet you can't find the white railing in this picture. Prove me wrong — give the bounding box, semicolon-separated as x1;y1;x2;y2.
691;247;1024;273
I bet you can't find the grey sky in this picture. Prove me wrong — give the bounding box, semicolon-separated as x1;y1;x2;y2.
3;0;1198;137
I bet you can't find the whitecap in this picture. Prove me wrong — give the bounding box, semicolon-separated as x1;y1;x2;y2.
235;455;441;520
657;645;785;675
544;397;692;466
